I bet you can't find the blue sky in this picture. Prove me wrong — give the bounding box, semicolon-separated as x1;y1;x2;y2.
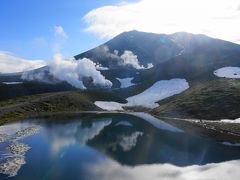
0;0;137;60
1;0;240;63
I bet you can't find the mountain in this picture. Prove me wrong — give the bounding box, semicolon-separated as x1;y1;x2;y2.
1;30;240;121
3;30;240;88
75;30;240;68
75;30;182;67
75;30;240;120
74;30;240;89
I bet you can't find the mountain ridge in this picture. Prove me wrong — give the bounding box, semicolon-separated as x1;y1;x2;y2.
75;30;240;67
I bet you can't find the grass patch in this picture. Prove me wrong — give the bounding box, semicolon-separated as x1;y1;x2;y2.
0;89;129;124
152;79;240;120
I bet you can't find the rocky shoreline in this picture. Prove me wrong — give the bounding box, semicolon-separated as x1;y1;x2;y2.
0;126;40;177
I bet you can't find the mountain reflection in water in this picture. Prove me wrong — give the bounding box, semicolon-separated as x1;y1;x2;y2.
0;113;240;180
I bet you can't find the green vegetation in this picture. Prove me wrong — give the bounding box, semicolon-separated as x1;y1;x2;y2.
0;93;48;107
0;82;75;101
0;92;92;124
0;90;128;124
152;79;240;120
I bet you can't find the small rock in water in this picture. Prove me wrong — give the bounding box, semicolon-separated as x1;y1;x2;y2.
7;143;30;155
15;126;40;138
0;157;26;177
0;133;9;143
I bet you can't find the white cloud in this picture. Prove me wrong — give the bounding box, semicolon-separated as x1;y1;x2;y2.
84;0;240;44
89;158;240;180
0;51;46;73
54;25;68;39
118;131;143;151
47;120;112;153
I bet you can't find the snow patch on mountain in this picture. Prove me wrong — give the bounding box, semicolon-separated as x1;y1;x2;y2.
2;82;23;85
116;77;135;88
176;49;185;56
96;63;109;71
94;101;124;111
214;67;240;78
219;118;240;123
126;79;189;108
94;78;189;110
221;142;240;147
115;121;133;127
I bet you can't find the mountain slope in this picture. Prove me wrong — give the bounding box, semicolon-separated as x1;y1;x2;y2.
1;30;240;123
74;30;182;67
2;30;240;91
0;90;127;124
75;30;240;68
151;79;240;120
74;30;240;92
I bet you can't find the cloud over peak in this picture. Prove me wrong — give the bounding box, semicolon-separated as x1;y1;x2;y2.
84;0;240;44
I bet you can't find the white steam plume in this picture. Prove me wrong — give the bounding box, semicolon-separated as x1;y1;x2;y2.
120;50;153;69
53;25;68;53
21;25;112;89
48;53;112;89
91;46;153;69
21;69;46;82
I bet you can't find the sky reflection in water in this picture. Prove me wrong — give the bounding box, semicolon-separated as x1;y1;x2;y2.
0;113;240;180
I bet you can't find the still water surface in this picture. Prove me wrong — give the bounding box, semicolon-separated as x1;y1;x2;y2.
0;113;240;180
